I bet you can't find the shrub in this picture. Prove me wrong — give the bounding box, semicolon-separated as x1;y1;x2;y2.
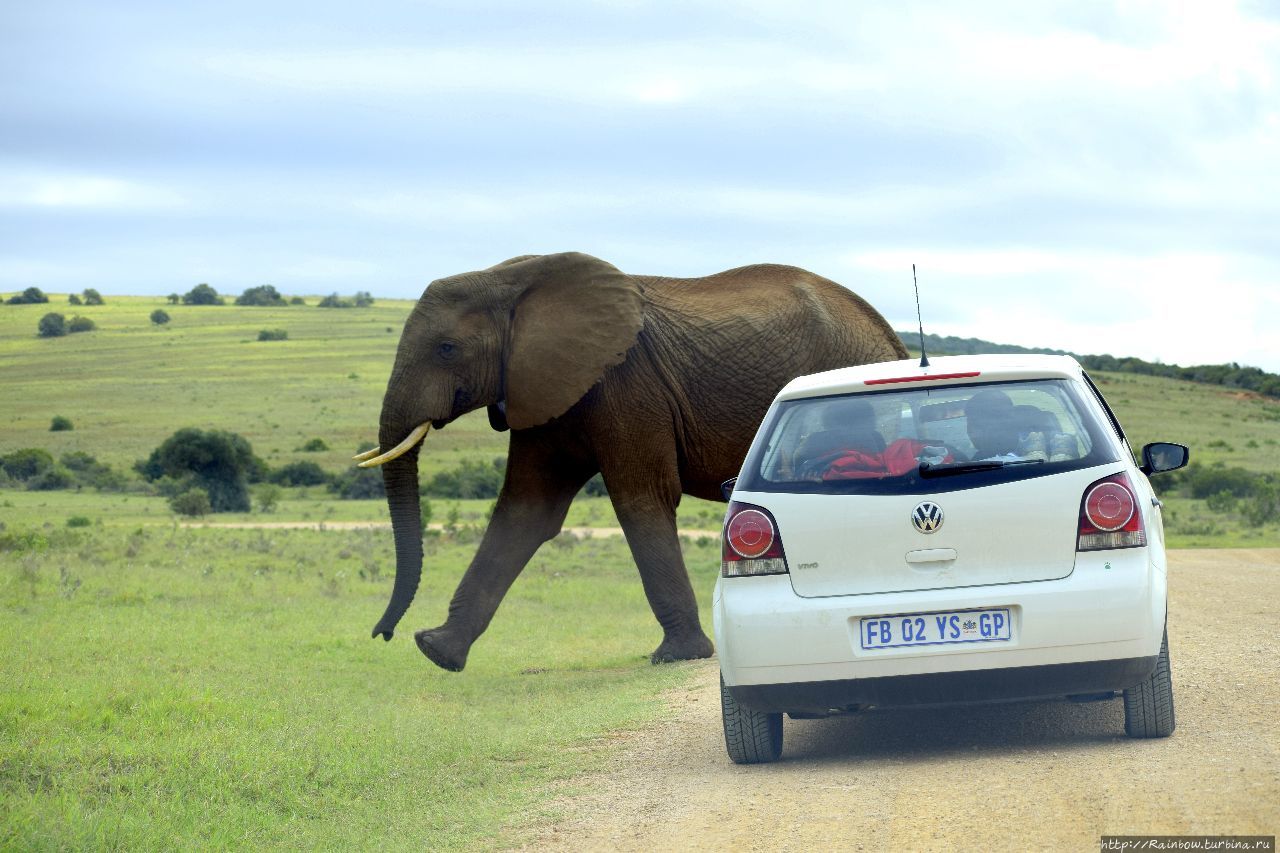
82;288;104;305
423;458;506;499
67;316;95;333
289;297;306;306
354;291;374;307
1205;490;1237;513
167;293;181;305
1181;464;1258;499
28;466;75;491
330;466;385;499
67;516;93;528
170;489;212;517
580;473;608;497
68;293;82;305
257;329;288;341
182;283;224;305
50;415;74;432
8;287;49;304
138;428;264;512
150;309;170;325
1243;481;1279;528
37;313;67;337
317;293;352;309
237;285;286;306
271;460;330;487
297;438;328;452
2;448;54;481
59;451;127;491
257;483;282;513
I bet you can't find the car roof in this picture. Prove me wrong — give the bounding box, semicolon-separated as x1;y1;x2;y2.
777;354;1086;402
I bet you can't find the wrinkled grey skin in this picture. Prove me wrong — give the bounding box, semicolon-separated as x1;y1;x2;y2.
371;252;907;671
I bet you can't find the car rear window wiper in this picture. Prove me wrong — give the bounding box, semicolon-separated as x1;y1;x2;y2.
919;459;1046;478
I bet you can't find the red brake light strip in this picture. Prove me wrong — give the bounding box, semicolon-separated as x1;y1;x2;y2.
864;371;982;386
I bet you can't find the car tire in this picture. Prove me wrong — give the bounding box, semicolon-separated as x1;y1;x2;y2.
720;674;783;764
1123;629;1175;738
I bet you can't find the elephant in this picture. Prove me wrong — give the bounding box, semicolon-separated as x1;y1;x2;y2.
356;252;907;671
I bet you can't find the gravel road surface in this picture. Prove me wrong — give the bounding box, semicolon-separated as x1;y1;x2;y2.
527;549;1279;852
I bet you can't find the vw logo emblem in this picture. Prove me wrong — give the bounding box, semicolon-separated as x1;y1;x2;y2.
912;502;944;534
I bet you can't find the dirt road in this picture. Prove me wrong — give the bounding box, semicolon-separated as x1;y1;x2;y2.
528;549;1279;852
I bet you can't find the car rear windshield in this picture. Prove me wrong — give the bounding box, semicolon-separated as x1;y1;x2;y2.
740;379;1123;496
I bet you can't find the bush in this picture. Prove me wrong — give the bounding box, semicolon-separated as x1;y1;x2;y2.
2;448;54;481
182;283;224;305
82;288;104;305
37;313;67;337
257;483;282;513
1181;464;1258;499
257;329;288;341
67;316;95;333
1243;481;1279;528
1205;490;1238;513
170;489;212;517
270;460;330;487
167;293;181;305
581;473;608;497
317;293;353;309
50;415;74;432
330;466;385;499
8;287;49;304
59;451;127;491
27;466;75;491
237;285;286;306
68;293;82;305
138;428;264;512
150;309;170;325
423;458;506;499
289;297;306;306
67;516;93;528
297;438;329;452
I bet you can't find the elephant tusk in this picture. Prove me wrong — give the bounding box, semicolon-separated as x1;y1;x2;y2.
357;422;431;468
352;446;382;462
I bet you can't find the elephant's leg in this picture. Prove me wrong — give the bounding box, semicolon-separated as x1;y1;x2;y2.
603;456;714;664
416;431;594;671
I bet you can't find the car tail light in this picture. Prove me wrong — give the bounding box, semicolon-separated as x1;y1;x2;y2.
1077;472;1146;551
722;501;789;577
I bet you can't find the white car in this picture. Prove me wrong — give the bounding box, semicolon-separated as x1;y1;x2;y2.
715;354;1188;764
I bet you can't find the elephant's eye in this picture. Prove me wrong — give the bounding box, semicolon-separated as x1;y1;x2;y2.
436;341;459;360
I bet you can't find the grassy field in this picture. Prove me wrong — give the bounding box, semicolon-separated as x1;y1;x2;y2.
2;292;1279;848
1;523;720;850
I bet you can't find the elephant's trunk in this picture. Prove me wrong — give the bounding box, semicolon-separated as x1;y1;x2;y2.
370;435;425;641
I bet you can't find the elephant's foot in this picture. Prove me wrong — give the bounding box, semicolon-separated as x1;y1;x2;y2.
650;630;714;665
415;627;471;672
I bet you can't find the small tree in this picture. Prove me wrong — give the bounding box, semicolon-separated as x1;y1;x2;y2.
38;313;67;337
170;489;212;517
256;483;282;513
236;285;286;307
297;438;328;452
82;288;104;305
271;460;330;487
289;296;306;306
138;428;263;512
68;316;95;333
50;415;74;432
167;293;181;305
354;291;375;307
317;293;352;309
182;283;224;306
2;448;55;481
68;293;82;305
150;309;171;325
257;329;288;341
8;287;49;304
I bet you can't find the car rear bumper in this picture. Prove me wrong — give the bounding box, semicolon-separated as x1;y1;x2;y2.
727;655;1159;714
714;549;1166;711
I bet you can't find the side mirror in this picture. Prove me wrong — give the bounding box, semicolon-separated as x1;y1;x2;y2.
720;477;737;501
1141;442;1189;476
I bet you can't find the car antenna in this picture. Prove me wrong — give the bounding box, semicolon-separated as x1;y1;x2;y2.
913;263;930;368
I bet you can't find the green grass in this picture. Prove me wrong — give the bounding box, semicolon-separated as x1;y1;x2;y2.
0;523;722;850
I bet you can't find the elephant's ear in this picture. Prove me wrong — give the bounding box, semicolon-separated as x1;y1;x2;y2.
504;253;643;430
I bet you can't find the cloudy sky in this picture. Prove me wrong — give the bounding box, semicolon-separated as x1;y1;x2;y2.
4;1;1278;370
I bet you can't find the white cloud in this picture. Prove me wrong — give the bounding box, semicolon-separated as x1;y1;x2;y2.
0;173;186;210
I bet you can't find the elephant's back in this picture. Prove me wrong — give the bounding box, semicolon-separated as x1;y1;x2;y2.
636;264;907;366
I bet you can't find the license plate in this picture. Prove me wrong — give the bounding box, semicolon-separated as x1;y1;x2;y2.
859;608;1012;650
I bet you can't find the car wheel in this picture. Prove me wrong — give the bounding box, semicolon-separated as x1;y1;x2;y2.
1123;629;1175;738
720;674;783;764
